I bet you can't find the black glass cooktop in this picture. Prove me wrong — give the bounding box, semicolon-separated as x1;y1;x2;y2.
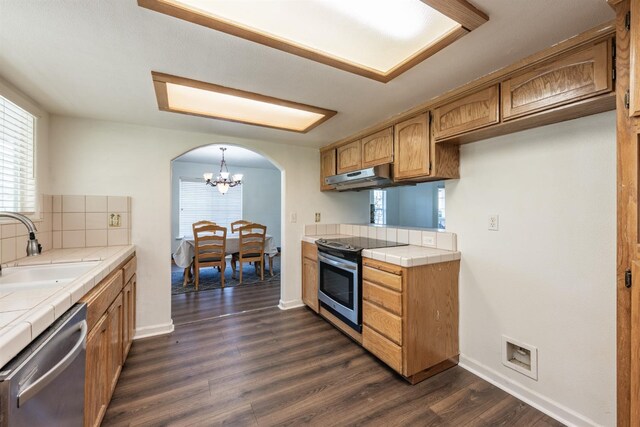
316;237;408;252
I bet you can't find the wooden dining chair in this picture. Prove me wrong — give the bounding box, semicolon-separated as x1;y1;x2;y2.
231;220;250;233
192;222;227;290
237;223;266;284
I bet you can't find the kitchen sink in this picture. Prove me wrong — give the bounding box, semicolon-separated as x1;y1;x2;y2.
0;261;100;292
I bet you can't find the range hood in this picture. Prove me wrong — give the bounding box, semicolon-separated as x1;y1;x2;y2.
325;164;393;191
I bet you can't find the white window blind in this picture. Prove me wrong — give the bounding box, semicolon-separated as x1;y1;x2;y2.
0;95;35;213
179;178;242;237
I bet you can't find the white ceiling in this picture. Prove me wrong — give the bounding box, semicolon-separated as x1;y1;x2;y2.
174;144;277;169
0;1;614;149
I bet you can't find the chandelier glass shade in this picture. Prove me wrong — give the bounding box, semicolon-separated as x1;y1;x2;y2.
203;147;243;194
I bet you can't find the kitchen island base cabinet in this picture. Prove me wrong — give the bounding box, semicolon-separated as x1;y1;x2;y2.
362;257;460;384
81;253;137;427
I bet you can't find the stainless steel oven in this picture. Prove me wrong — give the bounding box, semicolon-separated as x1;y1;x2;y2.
317;246;362;332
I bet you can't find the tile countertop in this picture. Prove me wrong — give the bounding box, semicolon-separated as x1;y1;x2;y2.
301;235;460;268
0;245;135;368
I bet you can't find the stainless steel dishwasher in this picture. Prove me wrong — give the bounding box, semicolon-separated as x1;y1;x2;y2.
0;303;87;426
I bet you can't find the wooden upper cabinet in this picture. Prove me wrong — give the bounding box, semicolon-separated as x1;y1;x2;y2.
433;85;500;140
502;40;612;120
361;127;393;168
336;140;362;174
394;113;430;180
320;149;336;191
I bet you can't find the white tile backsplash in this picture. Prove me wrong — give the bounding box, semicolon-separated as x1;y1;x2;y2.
409;230;422;246
397;229;409;244
385;228;397;243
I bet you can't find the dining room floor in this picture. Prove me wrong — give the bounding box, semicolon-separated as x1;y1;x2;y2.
103;302;564;426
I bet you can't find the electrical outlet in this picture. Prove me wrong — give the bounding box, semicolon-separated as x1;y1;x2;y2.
315;212;321;223
290;212;297;223
108;213;121;228
488;214;499;231
422;235;436;246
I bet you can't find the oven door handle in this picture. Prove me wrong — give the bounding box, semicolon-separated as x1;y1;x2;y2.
318;252;357;271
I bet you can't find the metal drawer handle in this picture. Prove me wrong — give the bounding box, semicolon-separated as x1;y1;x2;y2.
17;320;87;407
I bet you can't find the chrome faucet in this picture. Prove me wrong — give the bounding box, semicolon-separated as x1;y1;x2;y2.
0;212;42;257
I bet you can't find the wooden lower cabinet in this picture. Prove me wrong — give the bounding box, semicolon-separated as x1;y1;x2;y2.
84;314;109;427
107;293;123;397
122;275;136;360
301;242;319;313
361;257;460;383
81;253;137;427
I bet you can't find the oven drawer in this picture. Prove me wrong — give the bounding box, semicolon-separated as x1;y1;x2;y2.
363;301;402;345
363;326;402;373
363;281;402;316
363;266;402;292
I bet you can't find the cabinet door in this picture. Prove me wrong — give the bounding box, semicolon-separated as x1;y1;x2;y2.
336;140;362;174
393;113;430;180
320;149;337;191
302;256;319;313
433;85;500;140
502;40;611;120
107;293;123;399
85;314;109;427
122;275;136;360
361;127;393;168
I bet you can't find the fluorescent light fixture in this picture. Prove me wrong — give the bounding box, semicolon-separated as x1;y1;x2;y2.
138;0;488;82
151;72;336;133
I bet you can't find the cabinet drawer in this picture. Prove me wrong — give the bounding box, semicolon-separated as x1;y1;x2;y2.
433;85;500;140
123;255;136;284
363;326;402;374
302;241;317;261
82;270;124;331
502;40;611;120
363;266;402;292
363;301;402;345
363;281;402;316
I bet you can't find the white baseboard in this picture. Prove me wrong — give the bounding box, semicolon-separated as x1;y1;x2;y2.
133;321;175;340
459;354;601;427
278;298;305;310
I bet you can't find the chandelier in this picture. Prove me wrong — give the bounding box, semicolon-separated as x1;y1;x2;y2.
203;147;243;194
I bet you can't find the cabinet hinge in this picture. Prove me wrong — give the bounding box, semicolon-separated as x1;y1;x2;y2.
429;161;433;172
626;11;631;31
612;67;616;82
625;90;630;109
626;269;632;288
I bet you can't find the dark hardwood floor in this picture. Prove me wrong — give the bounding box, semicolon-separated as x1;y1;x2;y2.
104;285;563;426
171;282;281;325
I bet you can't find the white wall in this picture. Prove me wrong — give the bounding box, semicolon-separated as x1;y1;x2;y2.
48;116;369;337
446;111;616;426
171;160;281;252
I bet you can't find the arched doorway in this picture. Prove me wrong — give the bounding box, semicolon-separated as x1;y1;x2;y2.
169;144;284;325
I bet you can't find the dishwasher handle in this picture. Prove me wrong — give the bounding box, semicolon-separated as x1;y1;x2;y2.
17;320;87;407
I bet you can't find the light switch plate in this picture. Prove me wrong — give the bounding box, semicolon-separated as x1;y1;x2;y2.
290;212;297;223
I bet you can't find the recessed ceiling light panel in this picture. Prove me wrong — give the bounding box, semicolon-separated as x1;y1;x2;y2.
152;72;336;133
139;0;488;82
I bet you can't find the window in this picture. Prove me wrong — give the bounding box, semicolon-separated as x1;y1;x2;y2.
437;186;446;229
0;95;35;213
178;178;242;237
371;189;386;225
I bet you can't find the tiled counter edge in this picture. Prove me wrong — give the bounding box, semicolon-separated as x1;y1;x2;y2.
0;245;135;367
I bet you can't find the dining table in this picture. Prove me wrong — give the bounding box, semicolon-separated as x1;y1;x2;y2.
173;233;278;286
